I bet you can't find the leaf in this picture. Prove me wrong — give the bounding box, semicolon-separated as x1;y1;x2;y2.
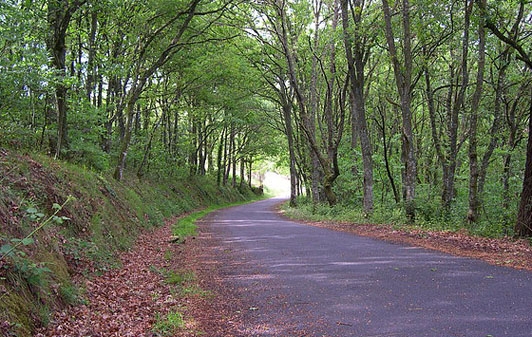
52;203;62;210
0;244;14;256
26;207;38;214
21;237;34;246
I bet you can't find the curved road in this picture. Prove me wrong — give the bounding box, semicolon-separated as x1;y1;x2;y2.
200;198;532;337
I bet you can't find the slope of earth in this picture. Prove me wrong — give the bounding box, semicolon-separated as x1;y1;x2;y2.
0;149;255;337
35;216;242;337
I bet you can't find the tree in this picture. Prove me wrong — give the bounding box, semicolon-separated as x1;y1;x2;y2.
340;0;374;213
475;0;532;236
262;0;346;206
381;0;416;220
46;0;87;158
113;0;231;180
467;0;486;223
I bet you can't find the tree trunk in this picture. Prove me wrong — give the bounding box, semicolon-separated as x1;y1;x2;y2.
137;114;163;179
279;78;298;206
231;132;237;187
516;92;532;237
502;89;524;209
248;156;253;189
309;8;321;204
46;0;86;158
113;98;138;180
86;10;98;101
382;0;416;220
377;104;400;203
217;127;225;186
341;0;374;213
467;0;485;223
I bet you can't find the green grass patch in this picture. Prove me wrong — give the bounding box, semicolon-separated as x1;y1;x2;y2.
171;198;265;242
164;270;196;286
181;284;212;297
152;311;185;336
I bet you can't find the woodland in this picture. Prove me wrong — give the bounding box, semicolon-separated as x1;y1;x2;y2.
2;0;532;237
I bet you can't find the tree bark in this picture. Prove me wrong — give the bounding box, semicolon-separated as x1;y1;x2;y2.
382;0;416;220
279;78;298;206
376;104;400;203
46;0;87;159
516;92;532;237
467;0;485;223
341;0;374;213
309;5;322;204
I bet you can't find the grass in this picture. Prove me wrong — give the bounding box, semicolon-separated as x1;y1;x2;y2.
152;311;185;336
171;197;265;242
160;269;212;297
164;270;196;286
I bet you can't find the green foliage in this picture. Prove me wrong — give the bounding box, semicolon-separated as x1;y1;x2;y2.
58;282;81;305
172;216;198;243
1;201;72;291
164;270;195;286
152;311;185;336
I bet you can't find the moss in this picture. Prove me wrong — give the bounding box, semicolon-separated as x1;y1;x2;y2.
0;282;37;337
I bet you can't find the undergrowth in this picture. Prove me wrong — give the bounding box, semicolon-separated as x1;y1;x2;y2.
284;195;516;238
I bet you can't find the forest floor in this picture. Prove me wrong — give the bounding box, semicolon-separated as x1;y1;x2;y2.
37;203;532;336
35;215;240;337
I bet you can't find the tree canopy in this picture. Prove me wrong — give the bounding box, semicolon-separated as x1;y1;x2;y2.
2;0;532;236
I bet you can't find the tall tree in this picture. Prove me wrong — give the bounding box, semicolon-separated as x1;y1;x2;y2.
476;0;532;236
269;0;346;206
46;0;87;158
421;1;470;210
113;0;223;180
467;0;486;223
381;0;416;220
340;0;374;213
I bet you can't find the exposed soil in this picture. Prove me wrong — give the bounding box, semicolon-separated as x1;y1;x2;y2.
37;201;532;336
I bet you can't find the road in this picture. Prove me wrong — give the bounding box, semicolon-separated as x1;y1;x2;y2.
200;198;532;337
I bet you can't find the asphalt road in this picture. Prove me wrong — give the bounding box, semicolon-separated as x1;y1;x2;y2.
201;198;532;337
